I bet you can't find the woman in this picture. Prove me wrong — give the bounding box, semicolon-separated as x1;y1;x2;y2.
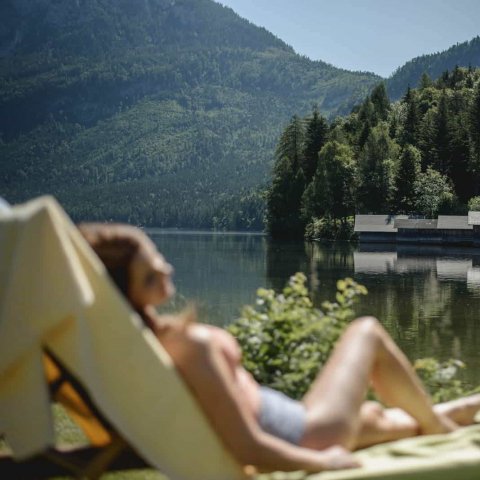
79;223;480;474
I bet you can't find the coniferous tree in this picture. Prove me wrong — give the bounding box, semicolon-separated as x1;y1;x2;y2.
302;105;328;184
432;91;452;175
449;111;474;202
470;81;480;193
400;86;421;148
357;98;375;149
275;114;305;170
266;115;306;237
370;83;390;122
358;122;399;213
418;72;433;90
394;145;421;213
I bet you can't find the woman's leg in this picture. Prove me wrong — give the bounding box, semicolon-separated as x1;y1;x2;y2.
354;394;480;449
300;316;458;451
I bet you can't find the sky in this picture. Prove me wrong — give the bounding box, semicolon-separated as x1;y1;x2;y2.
216;0;480;78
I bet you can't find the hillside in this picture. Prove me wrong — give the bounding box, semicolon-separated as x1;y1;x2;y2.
387;36;480;100
0;0;380;230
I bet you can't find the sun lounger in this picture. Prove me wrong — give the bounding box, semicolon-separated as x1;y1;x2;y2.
2;196;480;480
0;196;246;480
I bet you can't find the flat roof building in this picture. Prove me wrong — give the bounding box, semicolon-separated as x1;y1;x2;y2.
354;215;408;243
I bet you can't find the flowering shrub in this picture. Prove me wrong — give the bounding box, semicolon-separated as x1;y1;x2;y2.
228;272;471;402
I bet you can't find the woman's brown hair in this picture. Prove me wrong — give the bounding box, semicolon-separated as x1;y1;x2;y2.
78;223;195;330
78;223;140;299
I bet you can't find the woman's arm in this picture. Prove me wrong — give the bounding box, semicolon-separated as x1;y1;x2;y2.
159;323;360;473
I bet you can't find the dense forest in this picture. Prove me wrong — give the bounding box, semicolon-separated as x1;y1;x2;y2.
0;0;380;230
387;36;480;101
267;67;480;239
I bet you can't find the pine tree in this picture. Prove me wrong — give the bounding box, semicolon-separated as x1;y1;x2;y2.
470;81;480;195
357;98;375;149
418;72;433;90
449;112;474;202
394;145;421;214
275;114;305;171
432;91;452;175
266;115;306;237
302;105;328;184
400;86;421;148
370;83;390;122
358;122;399;213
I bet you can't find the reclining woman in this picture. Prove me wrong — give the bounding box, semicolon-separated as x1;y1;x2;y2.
79;223;480;474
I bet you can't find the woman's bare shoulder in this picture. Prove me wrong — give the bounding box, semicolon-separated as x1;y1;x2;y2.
154;317;240;364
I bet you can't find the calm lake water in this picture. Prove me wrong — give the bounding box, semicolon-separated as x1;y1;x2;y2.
147;230;480;387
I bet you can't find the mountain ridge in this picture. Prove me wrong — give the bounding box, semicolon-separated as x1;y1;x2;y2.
1;0;479;230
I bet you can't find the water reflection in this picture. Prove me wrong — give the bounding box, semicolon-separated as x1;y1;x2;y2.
148;230;269;324
268;242;480;386
350;244;480;386
147;231;480;387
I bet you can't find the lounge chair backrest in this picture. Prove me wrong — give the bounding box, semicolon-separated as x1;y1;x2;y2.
0;196;247;480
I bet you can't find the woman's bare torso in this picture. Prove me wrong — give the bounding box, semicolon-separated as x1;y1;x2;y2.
157;321;261;418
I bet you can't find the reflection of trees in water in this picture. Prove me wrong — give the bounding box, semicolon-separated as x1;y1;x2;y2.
265;240;357;297
302;242;480;385
150;232;269;325
265;239;312;293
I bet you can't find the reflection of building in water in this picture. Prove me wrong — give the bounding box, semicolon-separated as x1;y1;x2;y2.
354;252;397;274
394;256;437;274
436;259;472;280
467;267;480;289
354;246;473;280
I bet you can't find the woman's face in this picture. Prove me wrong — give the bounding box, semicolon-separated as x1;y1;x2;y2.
128;237;175;308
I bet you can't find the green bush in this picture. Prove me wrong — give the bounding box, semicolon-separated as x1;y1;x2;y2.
227;273;367;399
468;196;480;211
228;273;470;402
304;217;358;242
413;358;469;403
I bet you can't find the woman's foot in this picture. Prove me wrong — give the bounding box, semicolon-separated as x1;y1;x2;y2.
355;394;480;449
355;402;418;449
434;393;480;426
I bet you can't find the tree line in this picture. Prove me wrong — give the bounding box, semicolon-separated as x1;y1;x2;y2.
267;66;480;239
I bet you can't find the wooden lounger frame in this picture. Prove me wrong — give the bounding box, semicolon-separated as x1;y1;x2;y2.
0;349;150;480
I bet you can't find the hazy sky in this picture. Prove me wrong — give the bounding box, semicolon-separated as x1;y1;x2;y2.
216;0;480;78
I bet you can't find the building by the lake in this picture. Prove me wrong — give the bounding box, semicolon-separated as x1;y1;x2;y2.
355;213;480;246
468;211;480;247
354;215;407;243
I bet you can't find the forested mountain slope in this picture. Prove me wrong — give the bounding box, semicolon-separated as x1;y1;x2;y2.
0;0;380;229
387;36;480;101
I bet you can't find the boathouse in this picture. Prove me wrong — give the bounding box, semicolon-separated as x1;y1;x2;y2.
395;218;439;243
468;211;480;247
354;215;407;243
437;215;473;245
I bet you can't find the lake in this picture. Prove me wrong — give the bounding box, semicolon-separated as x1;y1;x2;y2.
147;230;480;387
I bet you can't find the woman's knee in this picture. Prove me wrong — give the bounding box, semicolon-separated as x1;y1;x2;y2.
350;316;381;333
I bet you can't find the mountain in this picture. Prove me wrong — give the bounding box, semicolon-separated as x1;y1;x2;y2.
387;36;480;100
0;0;381;230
